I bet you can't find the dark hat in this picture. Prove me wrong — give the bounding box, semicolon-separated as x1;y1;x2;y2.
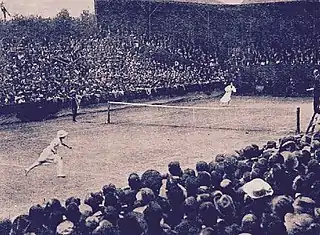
183;168;196;177
143;201;162;222
213;194;236;218
28;204;45;223
174;219;200;235
66;202;81;223
261;149;276;159
119;212;148;235
119;188;137;206
280;136;295;146
168;161;183;177
185;175;200;197
280;140;298;152
268;153;284;166
45;198;63;213
103;206;119;225
128;173;141;191
266;140;277;149
196;161;210;172
198;201;217;221
210;170;223;187
298;147;311;165
165;180;186;206
307;159;320;173
141;170;163;195
198;171;212;187
102;183;117;195
65;197;81;207
243;145;261;159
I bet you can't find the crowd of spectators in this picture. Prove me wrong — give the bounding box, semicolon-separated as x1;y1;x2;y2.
0;3;319;108
2;130;320;234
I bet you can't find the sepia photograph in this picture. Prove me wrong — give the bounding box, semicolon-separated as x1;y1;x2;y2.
0;0;320;234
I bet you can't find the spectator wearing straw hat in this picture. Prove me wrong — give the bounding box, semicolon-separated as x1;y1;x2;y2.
25;130;72;178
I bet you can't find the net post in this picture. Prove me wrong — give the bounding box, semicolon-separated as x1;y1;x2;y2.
296;106;300;134
107;101;111;124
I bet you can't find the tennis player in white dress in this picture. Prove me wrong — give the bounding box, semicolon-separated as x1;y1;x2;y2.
25;130;72;178
220;82;237;105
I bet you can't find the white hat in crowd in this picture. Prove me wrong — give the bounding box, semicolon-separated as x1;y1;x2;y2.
242;178;274;199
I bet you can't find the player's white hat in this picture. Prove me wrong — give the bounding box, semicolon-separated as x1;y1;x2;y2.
57;130;68;138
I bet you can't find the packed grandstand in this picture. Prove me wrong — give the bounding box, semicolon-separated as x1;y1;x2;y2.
0;1;319;113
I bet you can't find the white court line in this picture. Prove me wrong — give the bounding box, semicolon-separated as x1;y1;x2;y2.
0;157;170;177
109;101;273;111
0;162;108;177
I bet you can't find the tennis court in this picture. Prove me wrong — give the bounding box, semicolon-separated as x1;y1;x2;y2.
0;95;314;219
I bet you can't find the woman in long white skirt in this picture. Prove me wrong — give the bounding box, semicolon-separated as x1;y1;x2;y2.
25;130;72;178
220;82;237;105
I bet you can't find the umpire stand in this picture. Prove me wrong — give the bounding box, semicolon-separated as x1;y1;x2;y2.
305;86;320;136
305;112;320;136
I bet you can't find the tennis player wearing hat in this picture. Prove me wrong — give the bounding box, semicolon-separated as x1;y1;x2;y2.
220;82;237;105
25;130;72;178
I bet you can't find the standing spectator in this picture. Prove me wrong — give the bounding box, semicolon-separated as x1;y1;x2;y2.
70;90;82;122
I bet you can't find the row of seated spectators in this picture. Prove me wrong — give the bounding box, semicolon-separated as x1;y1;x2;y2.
2;131;320;234
0;17;319;107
